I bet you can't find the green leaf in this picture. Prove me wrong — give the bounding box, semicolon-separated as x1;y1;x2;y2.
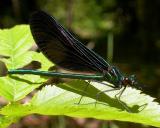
1;81;160;127
0;25;52;101
0;25;33;58
0;25;160;127
0;115;19;128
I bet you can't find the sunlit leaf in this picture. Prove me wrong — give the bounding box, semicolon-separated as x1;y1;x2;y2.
0;25;52;101
1;82;160;127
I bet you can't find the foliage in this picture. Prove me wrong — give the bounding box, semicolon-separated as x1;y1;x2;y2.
41;0;118;38
0;25;160;127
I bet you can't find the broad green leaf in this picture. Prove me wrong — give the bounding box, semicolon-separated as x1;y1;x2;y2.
1;81;160;127
0;25;52;101
0;25;160;127
0;25;33;58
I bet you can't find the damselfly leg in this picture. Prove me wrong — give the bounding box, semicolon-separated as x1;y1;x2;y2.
95;82;131;112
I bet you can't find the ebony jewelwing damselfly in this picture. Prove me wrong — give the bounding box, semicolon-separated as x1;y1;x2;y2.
8;11;141;111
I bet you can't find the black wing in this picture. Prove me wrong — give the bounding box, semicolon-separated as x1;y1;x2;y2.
29;11;110;73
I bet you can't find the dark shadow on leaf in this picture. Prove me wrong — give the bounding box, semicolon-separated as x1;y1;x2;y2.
18;61;42;70
57;80;143;113
0;55;10;59
0;61;8;77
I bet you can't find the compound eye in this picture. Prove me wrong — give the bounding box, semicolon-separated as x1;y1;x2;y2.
130;74;136;80
129;76;137;85
131;74;136;78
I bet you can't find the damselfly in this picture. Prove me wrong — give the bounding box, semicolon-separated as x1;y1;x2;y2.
8;11;141;111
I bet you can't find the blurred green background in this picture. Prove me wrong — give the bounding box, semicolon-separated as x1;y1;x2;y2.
0;0;160;128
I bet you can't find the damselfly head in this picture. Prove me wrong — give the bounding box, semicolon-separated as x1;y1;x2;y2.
123;75;142;90
122;75;137;86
